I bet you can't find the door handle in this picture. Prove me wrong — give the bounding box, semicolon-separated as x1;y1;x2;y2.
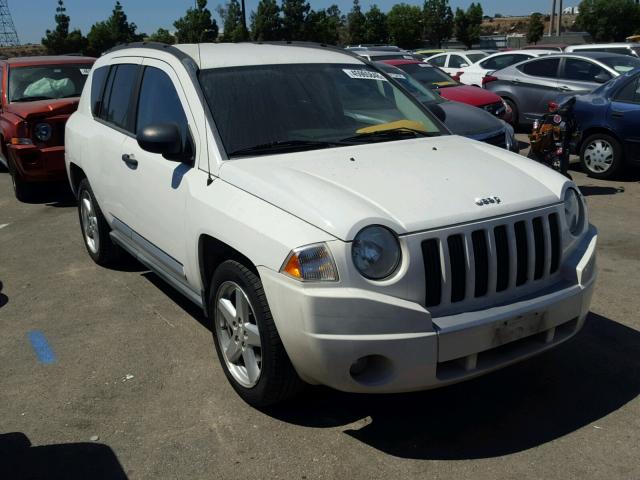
611;111;625;118
121;153;138;168
558;85;572;91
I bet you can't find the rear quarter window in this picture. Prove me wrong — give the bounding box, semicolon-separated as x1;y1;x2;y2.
90;66;109;116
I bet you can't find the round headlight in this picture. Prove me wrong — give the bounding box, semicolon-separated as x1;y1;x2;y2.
352;226;401;280
34;122;52;142
564;188;584;236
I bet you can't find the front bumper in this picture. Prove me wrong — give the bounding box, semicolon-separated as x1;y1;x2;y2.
8;144;66;183
259;226;597;393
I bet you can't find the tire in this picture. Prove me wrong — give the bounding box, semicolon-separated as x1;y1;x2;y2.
210;260;303;407
10;171;33;202
77;178;123;266
504;98;518;127
580;133;624;180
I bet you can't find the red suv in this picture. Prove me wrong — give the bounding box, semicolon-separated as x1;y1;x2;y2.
0;55;95;201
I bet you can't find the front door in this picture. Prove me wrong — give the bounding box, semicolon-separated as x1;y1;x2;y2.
609;76;640;161
119;59;201;280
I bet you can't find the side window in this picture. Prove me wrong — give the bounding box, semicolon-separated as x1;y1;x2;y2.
136;66;190;151
102;64;139;132
448;55;465;68
90;66;109;116
519;58;560;78
615;78;640;103
429;55;447;67
562;59;611;82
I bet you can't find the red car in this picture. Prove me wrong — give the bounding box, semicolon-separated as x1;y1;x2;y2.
381;59;513;124
0;55;95;201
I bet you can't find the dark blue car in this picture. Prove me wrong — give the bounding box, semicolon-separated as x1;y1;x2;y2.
573;68;640;178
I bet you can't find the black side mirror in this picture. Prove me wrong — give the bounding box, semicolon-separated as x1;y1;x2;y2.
594;73;610;84
426;103;446;122
137;123;187;161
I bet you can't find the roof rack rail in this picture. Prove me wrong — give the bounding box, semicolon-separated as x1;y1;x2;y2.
103;41;192;62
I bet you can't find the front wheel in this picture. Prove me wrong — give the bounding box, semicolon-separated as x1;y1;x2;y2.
580;133;624;179
210;260;302;407
77;178;123;266
10;171;33;202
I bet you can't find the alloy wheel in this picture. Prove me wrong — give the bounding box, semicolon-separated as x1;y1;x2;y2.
214;281;262;388
80;190;100;254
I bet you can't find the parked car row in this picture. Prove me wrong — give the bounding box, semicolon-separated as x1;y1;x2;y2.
58;42;596;407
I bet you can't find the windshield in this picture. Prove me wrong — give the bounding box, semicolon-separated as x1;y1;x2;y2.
376;63;443;104
599;55;640;74
395;63;458;89
9;64;92;102
466;53;488;64
199;63;445;158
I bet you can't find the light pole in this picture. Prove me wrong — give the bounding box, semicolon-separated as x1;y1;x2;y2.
549;0;556;37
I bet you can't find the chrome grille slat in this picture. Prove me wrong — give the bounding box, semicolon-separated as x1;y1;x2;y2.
421;209;563;311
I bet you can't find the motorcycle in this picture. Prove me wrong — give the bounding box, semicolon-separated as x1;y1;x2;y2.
528;97;578;178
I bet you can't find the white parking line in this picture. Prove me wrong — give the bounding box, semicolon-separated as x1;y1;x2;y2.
0;224;9;230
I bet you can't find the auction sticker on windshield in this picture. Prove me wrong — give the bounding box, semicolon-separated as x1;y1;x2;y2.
343;69;387;81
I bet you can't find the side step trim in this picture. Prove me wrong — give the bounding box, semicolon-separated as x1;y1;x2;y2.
110;230;204;309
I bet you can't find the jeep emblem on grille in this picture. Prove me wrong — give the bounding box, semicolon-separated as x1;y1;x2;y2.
475;196;501;206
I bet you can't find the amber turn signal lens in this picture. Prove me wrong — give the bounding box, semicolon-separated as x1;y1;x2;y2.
280;243;339;282
283;253;302;279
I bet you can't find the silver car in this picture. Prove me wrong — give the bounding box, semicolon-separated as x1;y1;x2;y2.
485;52;640;125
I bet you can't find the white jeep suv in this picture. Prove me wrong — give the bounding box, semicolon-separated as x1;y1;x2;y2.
65;43;597;407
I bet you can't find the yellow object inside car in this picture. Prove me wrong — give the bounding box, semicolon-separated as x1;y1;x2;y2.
356;119;428;134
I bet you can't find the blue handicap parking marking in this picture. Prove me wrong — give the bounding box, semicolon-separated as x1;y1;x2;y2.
27;331;57;364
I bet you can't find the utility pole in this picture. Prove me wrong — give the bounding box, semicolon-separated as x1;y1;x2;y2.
549;0;556;37
0;0;19;47
557;0;563;37
241;0;247;39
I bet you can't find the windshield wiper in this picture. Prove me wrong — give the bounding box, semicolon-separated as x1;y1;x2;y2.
11;96;56;102
340;127;437;144
228;140;345;157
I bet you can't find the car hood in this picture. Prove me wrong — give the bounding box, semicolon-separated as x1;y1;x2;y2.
219;136;567;241
438;101;504;136
438;85;501;107
4;98;80;120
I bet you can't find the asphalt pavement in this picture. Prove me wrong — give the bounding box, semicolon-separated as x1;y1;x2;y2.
1;135;639;479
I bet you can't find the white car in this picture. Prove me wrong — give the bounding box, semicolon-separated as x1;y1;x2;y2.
565;42;640;58
66;43;597;407
425;50;490;75
458;50;552;86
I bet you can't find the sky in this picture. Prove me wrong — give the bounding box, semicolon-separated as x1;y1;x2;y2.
11;0;569;44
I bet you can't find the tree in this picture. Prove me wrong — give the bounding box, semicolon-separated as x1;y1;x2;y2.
148;28;175;44
454;2;483;48
576;0;640;42
174;0;219;43
423;0;453;48
251;0;281;40
304;5;343;44
217;0;248;41
363;5;388;44
527;12;544;44
86;1;143;56
346;0;366;45
387;3;423;49
42;0;87;54
281;0;310;40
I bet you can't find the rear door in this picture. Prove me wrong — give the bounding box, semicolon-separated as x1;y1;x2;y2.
89;58;142;227
445;54;467;75
557;57;612;94
609;76;640;161
513;57;561;120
